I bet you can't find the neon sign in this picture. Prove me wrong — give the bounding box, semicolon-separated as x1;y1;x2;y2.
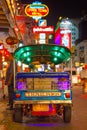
25;1;49;20
60;33;71;49
33;26;54;34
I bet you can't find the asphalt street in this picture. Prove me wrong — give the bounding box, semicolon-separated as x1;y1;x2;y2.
0;85;87;130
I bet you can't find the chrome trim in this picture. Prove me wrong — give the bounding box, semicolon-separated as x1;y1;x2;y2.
14;100;72;104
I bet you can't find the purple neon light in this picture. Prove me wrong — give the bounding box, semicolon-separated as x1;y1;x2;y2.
17;82;27;90
58;81;69;90
55;34;61;44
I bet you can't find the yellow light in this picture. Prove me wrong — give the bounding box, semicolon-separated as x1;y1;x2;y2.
2;56;5;62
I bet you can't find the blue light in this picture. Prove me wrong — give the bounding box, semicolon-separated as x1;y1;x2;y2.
32;1;42;5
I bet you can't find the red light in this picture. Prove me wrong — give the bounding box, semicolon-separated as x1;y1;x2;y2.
16;93;21;98
65;93;70;98
77;75;80;79
3;49;10;57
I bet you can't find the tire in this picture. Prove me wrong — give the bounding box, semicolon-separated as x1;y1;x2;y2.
13;107;22;123
63;105;71;123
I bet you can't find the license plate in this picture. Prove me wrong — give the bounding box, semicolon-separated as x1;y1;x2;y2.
33;104;49;111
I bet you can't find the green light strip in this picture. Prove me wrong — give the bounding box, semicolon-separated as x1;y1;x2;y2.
14;44;71;65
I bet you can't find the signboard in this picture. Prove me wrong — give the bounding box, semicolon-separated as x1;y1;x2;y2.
32;26;54;34
60;18;72;49
38;19;47;26
6;37;19;45
60;32;71;49
25;1;49;20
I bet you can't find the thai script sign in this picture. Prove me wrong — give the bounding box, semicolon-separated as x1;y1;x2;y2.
33;26;54;34
25;1;49;20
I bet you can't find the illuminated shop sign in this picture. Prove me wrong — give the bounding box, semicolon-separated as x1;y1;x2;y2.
39;33;46;39
38;19;47;26
60;19;72;29
60;33;71;49
33;26;54;33
60;29;71;34
59;19;72;49
25;1;49;20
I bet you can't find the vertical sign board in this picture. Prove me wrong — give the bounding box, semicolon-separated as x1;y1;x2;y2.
60;31;72;49
60;19;72;49
38;19;47;44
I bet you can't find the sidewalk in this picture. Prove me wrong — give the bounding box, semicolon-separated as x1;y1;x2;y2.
0;99;9;130
0;125;8;130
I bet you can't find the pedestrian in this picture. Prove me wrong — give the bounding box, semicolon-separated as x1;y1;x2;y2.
5;53;14;110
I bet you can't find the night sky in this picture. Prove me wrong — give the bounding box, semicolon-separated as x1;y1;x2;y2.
21;0;87;26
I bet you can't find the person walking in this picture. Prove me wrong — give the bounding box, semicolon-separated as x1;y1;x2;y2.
5;54;14;110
